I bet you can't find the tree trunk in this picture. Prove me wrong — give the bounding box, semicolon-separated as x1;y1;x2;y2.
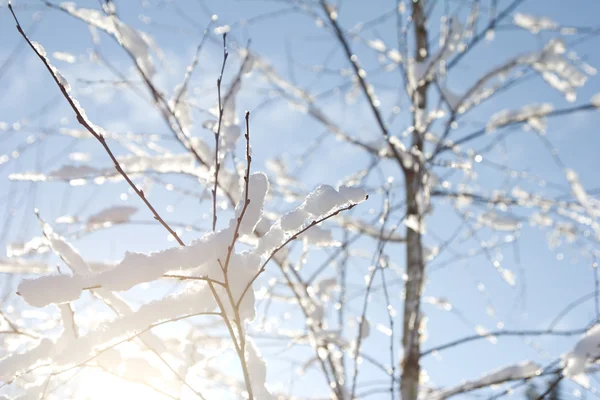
401;170;426;400
400;1;429;399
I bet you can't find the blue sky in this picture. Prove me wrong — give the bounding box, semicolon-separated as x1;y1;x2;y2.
1;0;600;398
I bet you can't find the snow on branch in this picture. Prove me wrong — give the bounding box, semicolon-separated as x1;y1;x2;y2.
565;168;600;239
522;39;591;102
10;153;205;183
562;324;600;388
277;184;368;248
36;214;89;276
87;206;138;227
0;285;217;381
514;13;557;34
430;361;541;399
16;174;268;308
58;2;157;77
11;171;367;396
487;103;554;133
0;259;52;274
407;17;463;89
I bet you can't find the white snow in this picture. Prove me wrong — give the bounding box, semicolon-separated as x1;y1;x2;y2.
431;361;540;399
233;173;269;235
501;269;516;286
403;214;425;234
10;154;203;184
386;49;403;63
17;173;271;307
19;274;88;307
1;286;216;379
530;212;553;227
302;185;346;216
87;206;138;226
245;339;275;399
424;246;439;262
338;185;368;203
279;185;367;230
68;152;90;162
478;211;521;231
566;169;597;217
0;338;55;381
591;93;600;108
423;297;452;311
407;18;463;89
254;225;285;256
514;13;557;34
59;304;76;339
487;103;553;133
0;259;52;274
522;39;589;102
563;324;600;388
52;51;76;63
41;219;89;275
280;209;309;232
367;39;386;52
60;2;156;77
301;226;339;247
314;277;338;300
376;324;393;337
7;236;49;258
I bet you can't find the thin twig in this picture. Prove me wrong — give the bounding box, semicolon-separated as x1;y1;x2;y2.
421;327;588;357
1;311;221;390
536;374;562;400
210;111;255;400
212;33;229;231
8;3;185;246
351;190;393;399
236;196;367;310
222;111;252;275
173;18;215;111
319;0;408;173
595;259;600;321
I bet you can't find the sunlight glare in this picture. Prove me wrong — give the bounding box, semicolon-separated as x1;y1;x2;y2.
75;368;170;400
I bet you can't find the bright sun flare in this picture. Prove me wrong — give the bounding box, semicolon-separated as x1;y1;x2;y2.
75;368;172;400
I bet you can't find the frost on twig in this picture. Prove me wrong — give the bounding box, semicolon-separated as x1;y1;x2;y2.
59;2;158;77
514;13;558;34
429;361;541;399
522;39;591;102
407;18;463;90
0;286;217;381
486;103;554;133
87;206;138;227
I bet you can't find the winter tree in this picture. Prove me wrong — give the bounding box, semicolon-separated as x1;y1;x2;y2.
0;0;599;399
